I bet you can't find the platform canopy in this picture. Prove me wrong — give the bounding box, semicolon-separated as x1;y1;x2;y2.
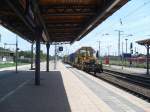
137;38;150;75
0;0;128;44
136;39;150;46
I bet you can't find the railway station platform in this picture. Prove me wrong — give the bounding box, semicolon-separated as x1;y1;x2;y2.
0;61;150;112
104;64;150;78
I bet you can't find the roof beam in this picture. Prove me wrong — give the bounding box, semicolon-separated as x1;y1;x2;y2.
5;0;35;33
52;35;76;38
43;12;96;16
45;21;82;24
41;5;96;10
2;23;33;42
47;25;82;29
47;27;82;31
51;35;76;38
51;38;74;42
32;0;50;42
47;23;79;26
41;6;96;16
71;0;128;44
41;5;97;21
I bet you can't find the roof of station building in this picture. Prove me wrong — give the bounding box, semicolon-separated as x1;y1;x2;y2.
0;0;128;44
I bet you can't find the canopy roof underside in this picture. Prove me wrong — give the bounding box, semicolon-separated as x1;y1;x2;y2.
0;0;128;43
137;39;150;46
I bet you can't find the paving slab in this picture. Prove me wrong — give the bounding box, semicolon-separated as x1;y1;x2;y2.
0;61;149;112
0;70;71;112
65;63;150;112
0;61;110;112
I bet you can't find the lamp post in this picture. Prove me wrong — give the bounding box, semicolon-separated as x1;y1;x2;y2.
115;30;123;56
107;45;112;67
121;41;124;69
123;34;133;53
31;42;34;70
123;34;133;66
107;45;112;56
0;34;1;42
97;41;101;58
0;34;1;60
16;36;18;73
146;45;149;75
96;33;110;58
115;30;124;68
4;36;18;73
125;38;128;53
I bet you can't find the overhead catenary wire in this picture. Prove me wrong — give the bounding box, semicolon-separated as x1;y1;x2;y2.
122;0;150;19
96;0;150;35
89;0;150;56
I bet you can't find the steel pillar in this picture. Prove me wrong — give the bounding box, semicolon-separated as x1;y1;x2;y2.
54;44;57;69
15;36;18;73
146;45;149;75
118;31;121;56
35;28;41;85
31;43;34;70
46;43;50;72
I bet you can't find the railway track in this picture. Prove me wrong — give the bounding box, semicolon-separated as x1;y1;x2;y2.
103;69;150;89
96;69;150;102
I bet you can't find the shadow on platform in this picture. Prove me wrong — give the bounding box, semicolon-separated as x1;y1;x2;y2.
0;71;71;112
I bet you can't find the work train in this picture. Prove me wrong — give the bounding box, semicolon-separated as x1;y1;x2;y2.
63;47;103;74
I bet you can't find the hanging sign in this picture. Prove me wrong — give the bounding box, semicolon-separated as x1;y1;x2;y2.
59;47;63;51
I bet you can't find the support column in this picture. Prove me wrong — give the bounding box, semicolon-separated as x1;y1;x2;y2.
146;45;149;75
35;28;41;85
46;43;50;72
31;43;34;70
54;44;57;69
15;36;18;73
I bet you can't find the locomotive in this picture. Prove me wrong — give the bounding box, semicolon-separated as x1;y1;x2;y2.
63;47;103;74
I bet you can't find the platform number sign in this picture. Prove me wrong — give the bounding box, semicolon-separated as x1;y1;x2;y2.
59;47;63;51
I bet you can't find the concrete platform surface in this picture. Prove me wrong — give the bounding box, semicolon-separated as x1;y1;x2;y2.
104;64;150;78
0;61;149;112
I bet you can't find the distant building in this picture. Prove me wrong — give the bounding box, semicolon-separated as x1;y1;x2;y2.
0;47;14;63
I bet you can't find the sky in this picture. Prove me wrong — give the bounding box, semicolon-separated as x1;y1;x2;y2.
0;0;150;56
